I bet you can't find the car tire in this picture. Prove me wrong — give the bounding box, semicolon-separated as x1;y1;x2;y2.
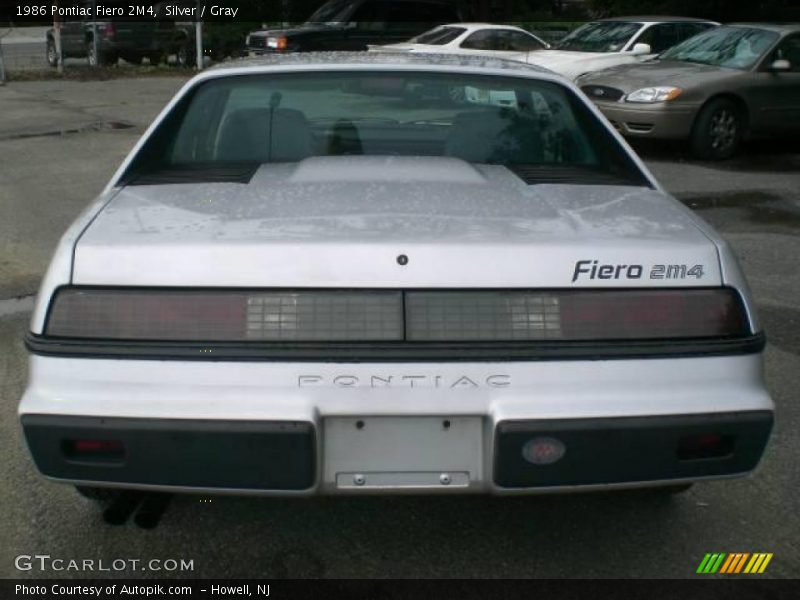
75;486;124;503
175;42;197;69
690;98;744;160
87;41;116;67
148;52;164;66
46;38;58;67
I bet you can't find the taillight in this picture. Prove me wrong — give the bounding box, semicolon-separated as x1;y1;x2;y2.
44;288;750;343
45;289;403;341
99;23;115;38
406;289;749;341
267;36;288;51
556;289;748;340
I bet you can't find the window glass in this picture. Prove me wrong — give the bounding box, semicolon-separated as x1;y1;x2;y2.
773;35;800;71
555;21;641;53
661;26;779;69
411;26;467;45
123;71;648;186
680;22;716;41
634;24;682;54
506;31;546;51
460;30;500;50
307;0;353;24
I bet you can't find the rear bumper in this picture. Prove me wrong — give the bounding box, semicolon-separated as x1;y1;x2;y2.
495;412;772;488
19;353;774;495
22;411;772;493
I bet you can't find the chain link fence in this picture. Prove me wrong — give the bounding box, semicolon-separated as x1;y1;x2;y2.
0;27;50;76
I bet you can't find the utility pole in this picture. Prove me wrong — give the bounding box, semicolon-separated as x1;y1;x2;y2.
0;37;6;85
54;0;63;73
91;0;98;67
195;1;203;70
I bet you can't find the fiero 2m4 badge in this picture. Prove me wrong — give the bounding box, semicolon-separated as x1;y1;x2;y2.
572;260;705;283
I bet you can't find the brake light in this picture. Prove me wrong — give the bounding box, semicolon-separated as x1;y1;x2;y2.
557;289;748;340
99;22;115;38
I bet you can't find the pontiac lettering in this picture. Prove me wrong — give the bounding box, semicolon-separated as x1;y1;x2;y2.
298;375;511;388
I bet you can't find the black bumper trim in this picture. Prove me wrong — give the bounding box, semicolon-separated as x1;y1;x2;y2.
494;411;773;488
21;415;316;491
25;332;766;363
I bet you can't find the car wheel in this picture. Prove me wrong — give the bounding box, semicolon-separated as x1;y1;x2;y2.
86;40;98;67
148;52;164;66
46;38;58;67
691;98;743;160
75;486;124;503
87;41;116;67
176;44;192;68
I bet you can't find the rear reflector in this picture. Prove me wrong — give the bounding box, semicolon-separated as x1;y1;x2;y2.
62;439;125;464
677;433;735;460
45;288;750;342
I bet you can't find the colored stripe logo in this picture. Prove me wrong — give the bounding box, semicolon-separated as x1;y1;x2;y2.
697;553;773;574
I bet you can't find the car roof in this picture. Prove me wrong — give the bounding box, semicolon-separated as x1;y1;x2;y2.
207;51;555;76
725;23;800;33
438;23;527;31
597;16;717;23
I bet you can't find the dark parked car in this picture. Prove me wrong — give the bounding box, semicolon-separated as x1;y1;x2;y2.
578;24;800;159
47;9;181;67
173;22;253;66
246;0;461;54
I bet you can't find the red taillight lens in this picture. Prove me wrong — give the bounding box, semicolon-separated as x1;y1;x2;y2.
63;439;125;463
100;22;115;38
47;290;248;341
557;289;749;340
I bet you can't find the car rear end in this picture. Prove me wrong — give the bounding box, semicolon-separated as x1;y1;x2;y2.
19;57;773;496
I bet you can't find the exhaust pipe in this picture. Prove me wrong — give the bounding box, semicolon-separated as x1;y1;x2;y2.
102;491;144;525
133;493;172;529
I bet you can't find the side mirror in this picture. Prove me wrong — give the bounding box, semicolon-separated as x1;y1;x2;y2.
631;43;652;55
769;59;791;72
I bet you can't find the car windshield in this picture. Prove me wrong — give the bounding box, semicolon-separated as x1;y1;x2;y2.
555;21;642;52
660;27;779;69
123;71;648;186
410;26;466;45
306;0;352;24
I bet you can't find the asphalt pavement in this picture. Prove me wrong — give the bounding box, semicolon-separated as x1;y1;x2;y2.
0;76;798;579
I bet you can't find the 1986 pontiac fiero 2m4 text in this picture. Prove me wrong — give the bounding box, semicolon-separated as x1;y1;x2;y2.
20;53;773;500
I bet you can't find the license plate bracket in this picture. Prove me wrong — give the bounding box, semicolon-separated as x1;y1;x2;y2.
324;416;483;490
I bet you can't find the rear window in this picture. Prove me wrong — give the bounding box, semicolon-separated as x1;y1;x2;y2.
411;26;466;45
122;71;649;187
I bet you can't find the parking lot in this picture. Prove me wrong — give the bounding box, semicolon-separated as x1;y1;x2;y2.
0;75;798;579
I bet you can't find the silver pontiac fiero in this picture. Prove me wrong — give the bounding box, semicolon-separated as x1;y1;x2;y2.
20;53;773;501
